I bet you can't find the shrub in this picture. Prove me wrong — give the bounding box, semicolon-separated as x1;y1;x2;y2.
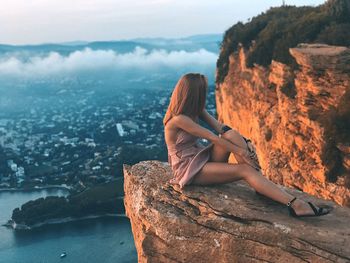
216;1;350;84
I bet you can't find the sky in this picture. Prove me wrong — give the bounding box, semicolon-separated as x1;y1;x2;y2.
1;0;326;45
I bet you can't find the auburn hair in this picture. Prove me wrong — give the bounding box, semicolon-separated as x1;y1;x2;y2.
163;73;208;127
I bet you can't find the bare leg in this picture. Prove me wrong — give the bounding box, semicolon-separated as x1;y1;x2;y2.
221;129;260;170
193;162;324;215
209;143;230;163
220;129;248;164
192;162;293;204
209;128;255;164
200;141;324;216
207;130;285;199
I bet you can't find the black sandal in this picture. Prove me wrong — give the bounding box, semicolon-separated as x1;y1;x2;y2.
287;197;330;217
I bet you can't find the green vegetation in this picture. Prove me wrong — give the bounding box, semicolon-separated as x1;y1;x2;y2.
11;180;125;226
216;0;350;84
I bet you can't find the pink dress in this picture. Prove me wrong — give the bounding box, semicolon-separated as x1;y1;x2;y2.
166;128;214;189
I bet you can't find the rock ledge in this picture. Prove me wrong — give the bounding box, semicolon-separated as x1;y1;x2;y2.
123;160;350;263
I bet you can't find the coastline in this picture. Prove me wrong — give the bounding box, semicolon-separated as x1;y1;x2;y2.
0;185;72;193
0;177;124;193
3;213;127;230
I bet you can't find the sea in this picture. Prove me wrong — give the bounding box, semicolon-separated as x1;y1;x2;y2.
0;188;137;263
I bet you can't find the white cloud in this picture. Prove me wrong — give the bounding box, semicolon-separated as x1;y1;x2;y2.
0;47;217;77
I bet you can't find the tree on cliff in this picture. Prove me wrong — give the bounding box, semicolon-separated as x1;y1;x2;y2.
216;0;350;84
325;0;350;22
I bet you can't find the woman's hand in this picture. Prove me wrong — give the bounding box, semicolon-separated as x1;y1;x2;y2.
242;137;261;171
219;125;261;170
214;124;262;171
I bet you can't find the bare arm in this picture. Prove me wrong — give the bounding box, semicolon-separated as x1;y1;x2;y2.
173;114;247;156
174;114;261;171
199;109;224;134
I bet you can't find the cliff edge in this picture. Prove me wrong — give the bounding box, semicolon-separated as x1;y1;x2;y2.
123;160;350;263
216;44;350;207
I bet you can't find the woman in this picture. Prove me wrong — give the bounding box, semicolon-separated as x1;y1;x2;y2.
163;73;330;218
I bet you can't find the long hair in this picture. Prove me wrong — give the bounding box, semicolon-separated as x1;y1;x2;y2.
163;73;208;127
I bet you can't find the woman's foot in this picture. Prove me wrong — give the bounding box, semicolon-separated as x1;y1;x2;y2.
287;197;330;217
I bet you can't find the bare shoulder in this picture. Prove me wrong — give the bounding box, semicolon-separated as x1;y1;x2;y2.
171;114;217;142
172;114;195;125
165;114;193;134
165;115;178;130
164;116;183;145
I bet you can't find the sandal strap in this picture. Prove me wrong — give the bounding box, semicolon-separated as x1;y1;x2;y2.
287;197;297;207
307;202;323;215
243;136;251;143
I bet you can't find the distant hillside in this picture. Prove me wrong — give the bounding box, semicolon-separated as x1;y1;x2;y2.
0;41;155;57
0;34;222;56
216;0;350;84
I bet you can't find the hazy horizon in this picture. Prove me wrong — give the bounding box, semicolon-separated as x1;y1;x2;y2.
0;33;222;46
2;0;325;45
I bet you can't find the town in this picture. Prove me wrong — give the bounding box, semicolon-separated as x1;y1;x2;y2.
0;79;217;192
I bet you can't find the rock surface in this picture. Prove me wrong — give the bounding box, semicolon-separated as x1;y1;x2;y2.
215;44;350;207
123;160;350;263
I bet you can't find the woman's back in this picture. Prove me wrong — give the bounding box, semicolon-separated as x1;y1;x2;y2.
164;115;198;147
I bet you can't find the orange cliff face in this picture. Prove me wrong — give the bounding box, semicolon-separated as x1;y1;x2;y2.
215;43;350;207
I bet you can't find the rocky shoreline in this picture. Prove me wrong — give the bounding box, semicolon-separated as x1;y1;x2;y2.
3;213;127;230
0;185;72;193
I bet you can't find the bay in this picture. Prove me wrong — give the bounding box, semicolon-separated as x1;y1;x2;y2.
0;189;137;263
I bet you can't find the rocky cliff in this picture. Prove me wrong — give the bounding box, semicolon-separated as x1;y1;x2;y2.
215;44;350;207
123;160;350;263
